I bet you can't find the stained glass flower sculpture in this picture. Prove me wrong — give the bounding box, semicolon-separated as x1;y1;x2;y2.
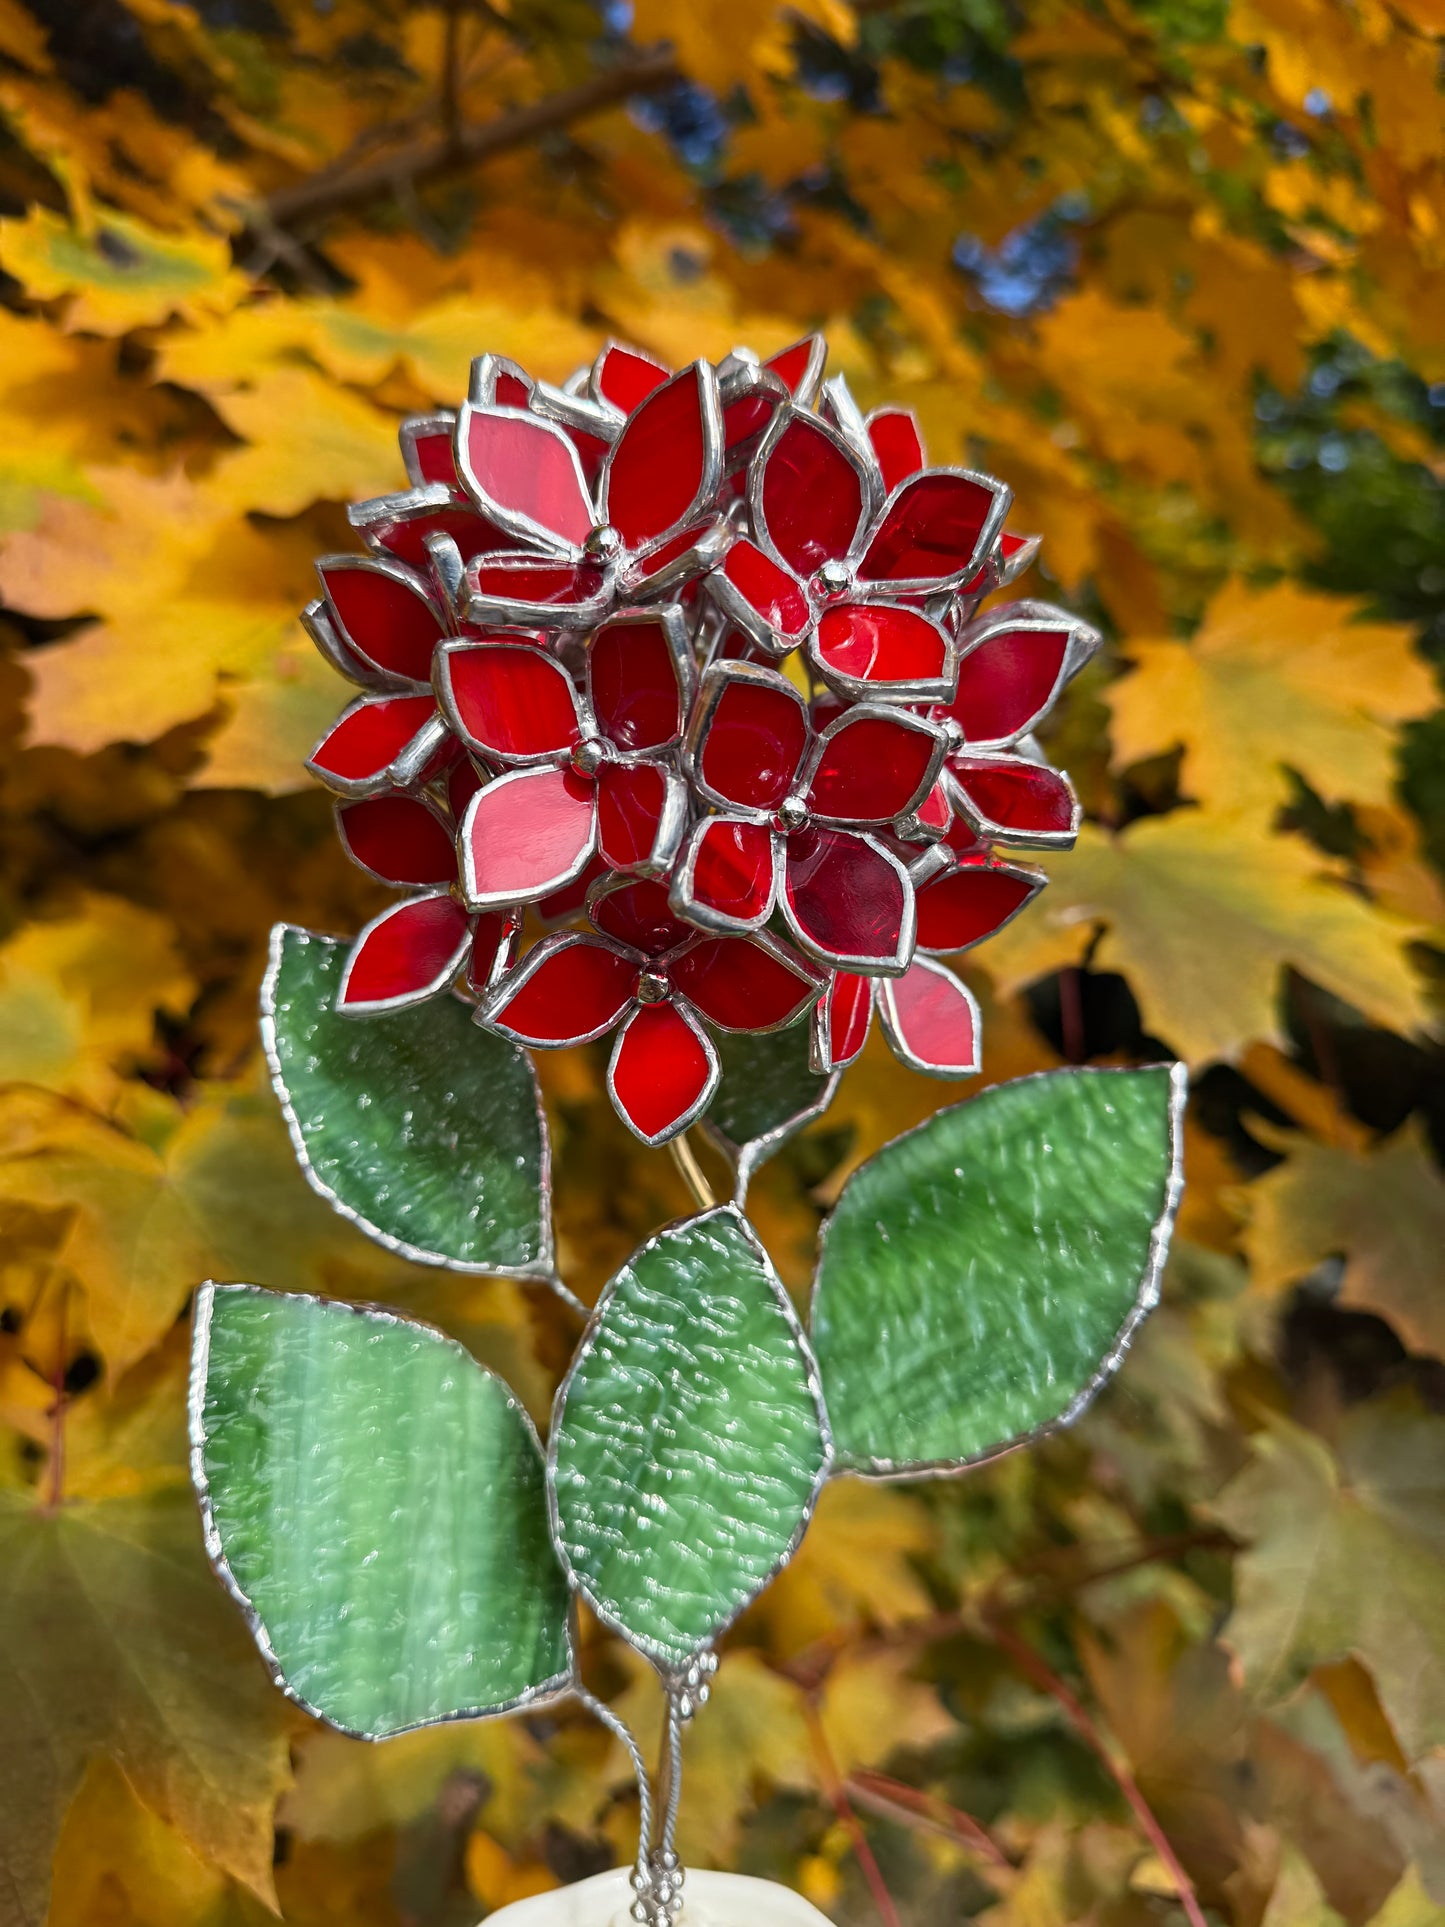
190;334;1188;1927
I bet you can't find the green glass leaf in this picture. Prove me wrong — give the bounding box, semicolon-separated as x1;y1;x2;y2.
548;1206;830;1669
702;1021;837;1205
810;1065;1186;1474
191;1282;574;1738
262;923;554;1281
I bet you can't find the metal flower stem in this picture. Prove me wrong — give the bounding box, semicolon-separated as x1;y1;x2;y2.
668;1129;717;1210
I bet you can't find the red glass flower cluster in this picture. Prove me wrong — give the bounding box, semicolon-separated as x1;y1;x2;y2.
302;336;1099;1144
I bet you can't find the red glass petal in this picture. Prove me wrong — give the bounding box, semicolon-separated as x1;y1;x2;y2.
319;561;444;683
676;818;777;927
401;416;457;486
722;389;777;454
365;499;508;571
446;754;485;820
336;794;457;887
590;878;694;957
466;553;606;620
337;895;472;1012
463;909;520;999
596;759;671;871
866;409;925;492
698;673;808;811
914;859;1043;952
589;616;686;751
440;642;581;761
603;363;715;551
878;958;980;1076
456;408;594;548
609;1001;717;1145
759;413;867;574
461;766;597;906
487;936;637;1045
567;426;611;489
721;538;811;637
915;779;952;836
806;713;939;823
670;935;819;1032
816;971;872;1070
766;335;825;402
858;472;1005;587
782;827;911;972
308;694;437;787
939;624;1071;744
949;755;1078;844
813;603;950;695
594;343;670;414
537;851;609;923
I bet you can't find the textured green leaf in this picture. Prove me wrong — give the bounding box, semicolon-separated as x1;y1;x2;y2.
702;1021;837;1203
191;1283;573;1738
810;1065;1185;1474
261;924;553;1279
548;1206;830;1668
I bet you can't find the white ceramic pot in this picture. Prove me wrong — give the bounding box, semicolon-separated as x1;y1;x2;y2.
484;1867;832;1926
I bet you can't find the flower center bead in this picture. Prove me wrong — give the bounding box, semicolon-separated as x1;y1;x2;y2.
635;969;670;1005
584;523;623;563
774;794;808;832
811;557;853;600
571;735;606;777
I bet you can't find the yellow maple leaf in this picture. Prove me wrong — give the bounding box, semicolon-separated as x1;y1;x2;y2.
208;366;404;517
818;1648;954;1778
0;205;247;334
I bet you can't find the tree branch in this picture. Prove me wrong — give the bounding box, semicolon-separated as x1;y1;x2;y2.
257;45;679;232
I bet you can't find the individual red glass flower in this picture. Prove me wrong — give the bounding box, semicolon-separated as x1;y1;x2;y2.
811;956;982;1079
481;877;822;1143
671;661;947;974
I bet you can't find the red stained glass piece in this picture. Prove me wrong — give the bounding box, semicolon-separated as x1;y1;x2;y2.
495;372;531;407
814;603;946;689
567;428;611;488
685;818;776;923
596;759;667;870
320;564;444;683
460;410;594;547
766;336;822;397
940;628;1070;743
858;472;1001;585
883;960;979;1074
950;755;1076;838
590;620;683;750
605;365;710;550
338;794;457;887
463;767;596;902
716;625;761;662
670;937;817;1032
310;695;436;783
464;911;517;997
490;938;637;1045
914;861;1040;951
866;409;925;492
469;554;603;607
597;344;670;414
447;755;485;819
339;896;472;1009
760;415;866;574
806;715;937;822
783;827;908;969
699;678;808;810
723;391;776;452
537;851;608;922
610;1002;714;1143
372;502;507;570
444;644;581;759
630;520;720;588
408;425;457;486
723;538;810;636
591;879;693;956
916;779;952;834
824;971;873;1067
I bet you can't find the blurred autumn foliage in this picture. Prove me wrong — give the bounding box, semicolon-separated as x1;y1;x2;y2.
0;2;1443;1925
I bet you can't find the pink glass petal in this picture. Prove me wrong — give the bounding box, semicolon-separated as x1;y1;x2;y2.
677;818;777;926
337;895;472;1012
866;408;925;492
806;714;939;823
603;363;714;550
759;413;867;574
308;694;437;787
670;936;819;1032
596;759;669;871
878;958;981;1076
949;755;1078;843
698;675;808;811
441;643;582;761
858;472;1005;586
939;625;1071;744
319;561;444;683
590;618;686;750
595;343;670;414
721;538;811;637
766;335;825;402
816;971;872;1070
487;937;637;1045
456;408;594;548
813;603;949;693
609;1001;717;1145
590;878;694;957
461;766;597;906
914;859;1043;952
782;827;911;972
337;794;457;887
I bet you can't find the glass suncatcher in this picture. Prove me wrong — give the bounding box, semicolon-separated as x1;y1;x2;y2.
187;334;1186;1925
